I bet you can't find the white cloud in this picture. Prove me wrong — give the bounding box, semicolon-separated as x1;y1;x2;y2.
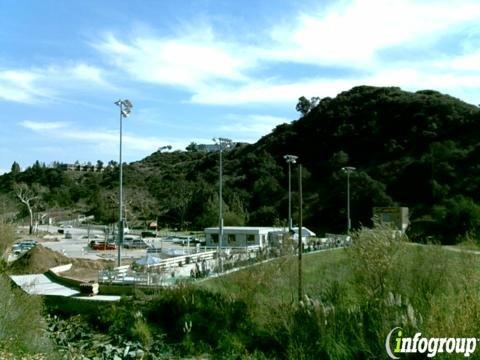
191;78;355;105
432;51;480;72
94;32;250;90
68;63;109;85
189;67;480;107
20;120;69;131
219;114;290;141
2;1;478;108
0;63;112;104
0;70;46;103
19;119;189;156
90;0;480;106
267;0;480;66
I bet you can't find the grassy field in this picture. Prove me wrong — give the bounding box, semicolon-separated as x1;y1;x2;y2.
201;249;351;310
197;232;480;358
201;243;479;306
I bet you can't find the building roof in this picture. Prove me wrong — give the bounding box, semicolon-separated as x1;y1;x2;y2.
205;226;285;232
292;227;316;237
204;226;315;236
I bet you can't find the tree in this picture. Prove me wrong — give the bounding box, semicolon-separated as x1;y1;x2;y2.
74;160;81;171
13;183;39;234
168;180;194;229
96;160;104;171
0;193;19;223
125;187;158;228
329;151;349;170
310;96;320;108
186;142;198;152
196;195;220;228
10;161;20;174
224;194;248;226
296;96;311;116
250;206;278;225
296;96;320;116
431;196;480;244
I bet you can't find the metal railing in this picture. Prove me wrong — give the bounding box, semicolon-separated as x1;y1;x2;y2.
147;250;216;270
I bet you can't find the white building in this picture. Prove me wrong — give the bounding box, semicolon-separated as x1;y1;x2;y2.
204;226;284;248
204;226;316;248
292;227;316;243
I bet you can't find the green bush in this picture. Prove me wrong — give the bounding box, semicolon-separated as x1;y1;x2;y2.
143;286;254;354
0;276;53;356
431;195;480;244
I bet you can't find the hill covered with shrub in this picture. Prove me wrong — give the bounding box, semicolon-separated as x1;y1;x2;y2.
2;86;480;243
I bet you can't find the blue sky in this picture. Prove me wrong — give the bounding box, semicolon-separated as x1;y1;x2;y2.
1;0;480;174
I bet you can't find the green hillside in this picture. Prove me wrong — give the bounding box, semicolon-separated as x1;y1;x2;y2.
2;86;480;243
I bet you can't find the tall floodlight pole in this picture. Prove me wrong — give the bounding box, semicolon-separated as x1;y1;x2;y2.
156;145;171;240
284;155;298;232
341;166;356;234
114;99;133;267
213;137;232;272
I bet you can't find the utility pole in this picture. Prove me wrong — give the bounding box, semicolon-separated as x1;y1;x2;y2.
298;164;303;302
341;166;356;234
284;155;298;233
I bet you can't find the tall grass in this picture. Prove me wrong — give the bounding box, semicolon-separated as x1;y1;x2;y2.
199;226;480;358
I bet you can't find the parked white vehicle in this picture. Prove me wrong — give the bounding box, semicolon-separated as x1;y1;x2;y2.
123;237;148;249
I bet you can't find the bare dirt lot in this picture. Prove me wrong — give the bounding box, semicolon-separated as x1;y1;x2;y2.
8;244;114;281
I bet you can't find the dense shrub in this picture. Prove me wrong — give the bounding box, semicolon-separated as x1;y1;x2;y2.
431;195;480;244
143;286;255;355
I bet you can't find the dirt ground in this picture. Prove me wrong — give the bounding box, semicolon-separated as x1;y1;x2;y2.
8;244;114;281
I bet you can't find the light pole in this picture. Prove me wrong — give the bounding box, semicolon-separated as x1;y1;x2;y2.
341;166;356;234
156;145;171;241
284;155;298;233
114;99;132;267
213;137;232;271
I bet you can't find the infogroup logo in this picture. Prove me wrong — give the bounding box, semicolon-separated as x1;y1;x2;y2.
385;327;477;358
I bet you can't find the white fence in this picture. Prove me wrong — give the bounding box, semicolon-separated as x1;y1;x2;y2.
147;250;216;270
98;251;217;285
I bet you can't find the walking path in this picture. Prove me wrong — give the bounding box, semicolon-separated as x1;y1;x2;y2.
9;273;120;302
